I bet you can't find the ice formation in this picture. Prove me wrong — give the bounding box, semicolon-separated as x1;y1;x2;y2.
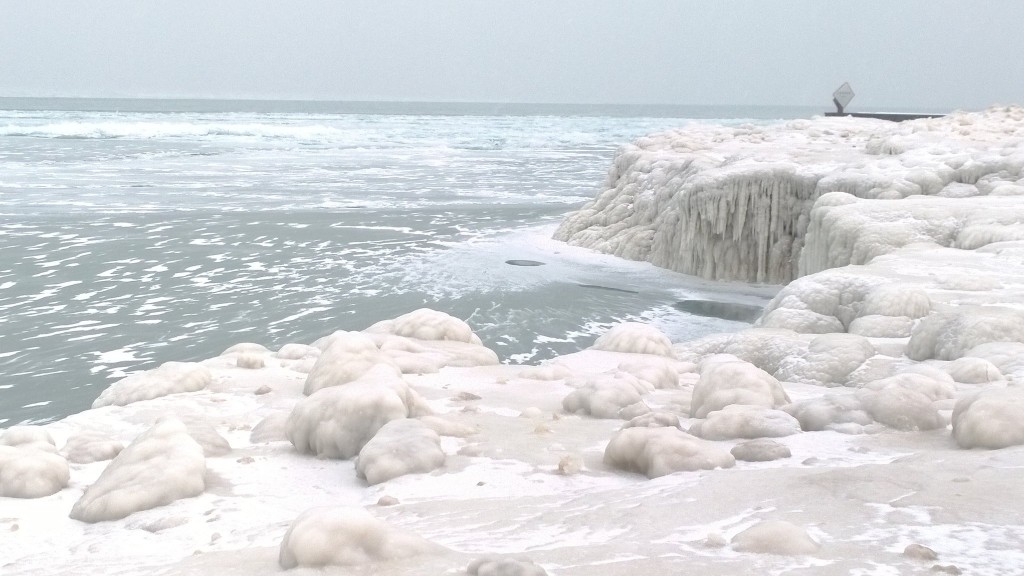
287;366;432;459
356;418;445;485
690;359;789;418
69;417;205;522
603;427;735;478
278;506;440;569
91;361;212;407
0;436;70;498
731;520;820;555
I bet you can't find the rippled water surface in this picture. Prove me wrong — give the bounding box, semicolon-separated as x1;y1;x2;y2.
0;105;779;425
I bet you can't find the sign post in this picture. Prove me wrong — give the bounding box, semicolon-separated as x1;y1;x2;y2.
832;82;855;114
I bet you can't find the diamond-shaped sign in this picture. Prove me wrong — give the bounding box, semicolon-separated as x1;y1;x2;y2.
833;82;855;109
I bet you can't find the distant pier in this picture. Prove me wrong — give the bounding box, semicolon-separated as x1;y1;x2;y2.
824;111;945;122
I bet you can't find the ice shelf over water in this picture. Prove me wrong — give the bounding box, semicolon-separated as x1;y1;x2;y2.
5;109;1024;575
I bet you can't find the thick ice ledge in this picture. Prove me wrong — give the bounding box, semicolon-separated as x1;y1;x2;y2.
554;107;1024;284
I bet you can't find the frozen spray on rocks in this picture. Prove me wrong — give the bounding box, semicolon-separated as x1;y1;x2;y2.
6;108;1024;574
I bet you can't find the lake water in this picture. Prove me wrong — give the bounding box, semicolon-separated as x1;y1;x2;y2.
0;100;799;425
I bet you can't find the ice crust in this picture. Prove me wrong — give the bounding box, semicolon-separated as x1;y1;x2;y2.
7;110;1024;574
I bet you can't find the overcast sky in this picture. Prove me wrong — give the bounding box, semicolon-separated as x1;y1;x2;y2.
1;1;1021;110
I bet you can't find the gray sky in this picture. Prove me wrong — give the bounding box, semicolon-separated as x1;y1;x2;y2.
1;0;1021;110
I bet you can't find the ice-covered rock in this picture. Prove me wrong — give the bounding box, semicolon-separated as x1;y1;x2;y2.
0;425;55;447
689;405;801;440
62;432;124;464
278;506;439;569
622;411;682;429
562;371;652;418
364;308;483;345
690;360;789;418
591;322;674;357
303;331;401;395
731;438;792;462
356;419;444;485
731;520;820;555
603;427;734;478
92;362;212;407
856;373;954;431
466;557;548;576
945;357;1004;384
70;417;205;522
952;387;1024;449
783;394;872;432
774;333;875;387
0;443;70;498
287;367;432;459
907;308;1024;361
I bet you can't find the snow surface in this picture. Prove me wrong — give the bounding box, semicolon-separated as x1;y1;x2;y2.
6;109;1024;574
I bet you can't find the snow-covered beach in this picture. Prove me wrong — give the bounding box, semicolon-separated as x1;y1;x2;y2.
5;107;1024;575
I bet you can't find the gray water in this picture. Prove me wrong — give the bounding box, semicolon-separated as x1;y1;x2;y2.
0;100;786;425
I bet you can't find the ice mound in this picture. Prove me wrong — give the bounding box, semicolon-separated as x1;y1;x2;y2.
374;334;500;373
62;432;124;463
952;386;1024;449
0;443;69;498
278;506;440;569
1;425;55;447
70;417;205;522
365;308;484;345
783;394;872;432
615;357;681;389
907;307;1024;361
731;438;791;462
562;372;652;418
690;360;789;418
856;373;955;431
604;427;734;478
92;361;212;407
304;331;402;395
731;520;820;555
774;333;875;387
591;322;674;356
945;357;1004;384
689;405;801;440
356;418;445;485
287;366;432;459
467;557;548;576
623;411;682;429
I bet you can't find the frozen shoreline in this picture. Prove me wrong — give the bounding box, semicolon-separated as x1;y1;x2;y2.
5;109;1024;574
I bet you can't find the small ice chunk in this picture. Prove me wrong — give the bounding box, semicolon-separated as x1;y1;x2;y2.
731;520;819;555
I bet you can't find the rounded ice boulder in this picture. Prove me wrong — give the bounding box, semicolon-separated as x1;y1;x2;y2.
365;308;483;344
952;387;1024;449
278;506;440;569
69;417;206;523
591;322;674;357
287;367;432;459
603;427;734;478
690;360;789;418
0;444;70;498
356;419;445;485
731;520;820;555
467;557;548;576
